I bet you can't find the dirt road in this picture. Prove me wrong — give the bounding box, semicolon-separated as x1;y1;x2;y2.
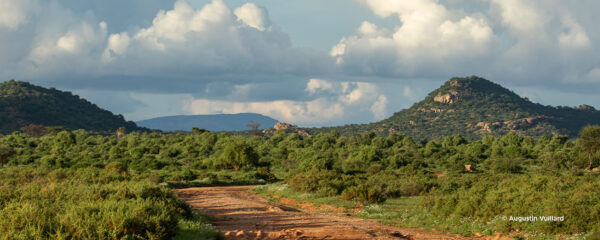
175;186;488;240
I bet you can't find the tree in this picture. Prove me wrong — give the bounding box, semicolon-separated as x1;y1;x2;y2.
579;125;600;170
20;124;46;137
219;143;258;170
0;145;15;166
247;121;261;136
192;127;207;135
44;126;69;135
116;127;126;138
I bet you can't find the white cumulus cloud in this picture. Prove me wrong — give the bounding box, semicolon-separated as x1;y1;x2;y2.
102;32;130;62
0;0;36;29
306;78;334;94
234;3;270;31
0;0;332;92
330;0;600;93
332;0;495;77
184;79;389;126
558;16;590;49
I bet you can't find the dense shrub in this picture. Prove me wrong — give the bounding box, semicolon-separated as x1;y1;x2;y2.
486;157;522;173
214;142;258;170
287;169;349;197
423;173;600;234
341;184;386;204
0;167;199;240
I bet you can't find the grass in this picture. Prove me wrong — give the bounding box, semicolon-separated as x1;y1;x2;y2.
165;179;267;188
355;198;499;236
174;213;223;240
254;183;596;240
159;169;275;188
253;183;360;212
0;166;223;240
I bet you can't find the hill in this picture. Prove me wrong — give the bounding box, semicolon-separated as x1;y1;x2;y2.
309;76;600;139
0;80;141;133
137;113;279;132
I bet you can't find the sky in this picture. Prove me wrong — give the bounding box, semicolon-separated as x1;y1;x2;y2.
1;0;600;127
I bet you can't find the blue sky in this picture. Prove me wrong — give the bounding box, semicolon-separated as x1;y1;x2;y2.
1;0;600;127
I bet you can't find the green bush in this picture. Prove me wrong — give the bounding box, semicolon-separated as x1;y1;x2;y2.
215;143;258;170
486;157;522;173
423;173;600;234
341;184;387;204
287;169;348;197
0;165;220;240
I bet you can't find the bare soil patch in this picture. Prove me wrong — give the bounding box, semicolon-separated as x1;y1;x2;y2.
175;186;509;240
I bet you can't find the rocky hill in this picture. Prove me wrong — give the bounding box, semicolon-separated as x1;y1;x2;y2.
262;122;311;138
0;80;141;133
309;76;600;139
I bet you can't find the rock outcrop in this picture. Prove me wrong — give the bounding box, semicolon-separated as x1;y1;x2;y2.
264;122;310;138
473;116;549;134
433;90;459;104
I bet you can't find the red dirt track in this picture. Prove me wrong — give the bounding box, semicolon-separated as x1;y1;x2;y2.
176;186;510;240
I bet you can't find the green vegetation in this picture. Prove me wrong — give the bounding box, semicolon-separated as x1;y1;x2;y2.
0;166;223;240
4;126;599;238
0;80;142;133
2;77;600;239
309;76;600;140
580;125;600;169
253;130;599;238
0;130;278;239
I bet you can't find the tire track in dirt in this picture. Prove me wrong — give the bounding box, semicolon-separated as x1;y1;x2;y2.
175;186;502;240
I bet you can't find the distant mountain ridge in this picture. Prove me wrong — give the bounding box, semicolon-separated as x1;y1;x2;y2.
0;80;141;133
309;76;600;139
137;113;278;132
